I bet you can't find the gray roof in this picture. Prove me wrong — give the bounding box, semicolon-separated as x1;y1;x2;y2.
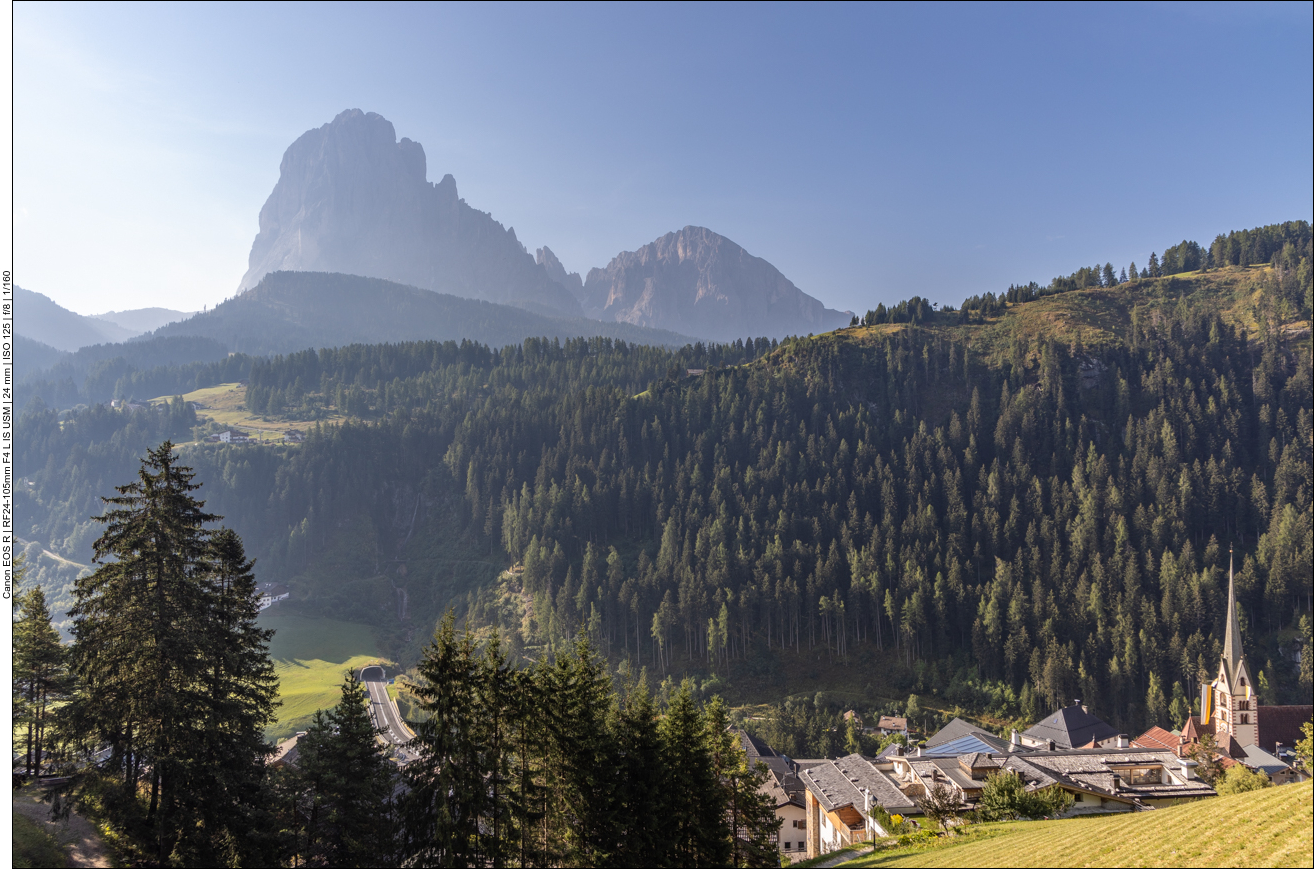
1021;704;1120;749
1240;744;1291;776
925;717;1008;751
800;753;915;814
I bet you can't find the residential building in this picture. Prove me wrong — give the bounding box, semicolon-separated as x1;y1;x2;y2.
875;715;908;736
258;583;291;610
798;754;916;859
735;731;807;857
1018;701;1120;750
884;747;1214;815
922;716;1012;755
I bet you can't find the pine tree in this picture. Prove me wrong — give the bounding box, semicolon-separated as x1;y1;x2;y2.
608;669;665;867
399;611;486;866
659;681;731;867
68;442;278;865
293;672;395;867
705;697;781;868
13;575;72;778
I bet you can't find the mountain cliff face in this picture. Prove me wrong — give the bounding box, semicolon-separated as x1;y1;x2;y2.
581;226;849;341
238;109;581;317
536;246;585;303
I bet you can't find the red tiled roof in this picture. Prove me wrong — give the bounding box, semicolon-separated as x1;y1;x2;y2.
1257;706;1314;754
1134;726;1183;753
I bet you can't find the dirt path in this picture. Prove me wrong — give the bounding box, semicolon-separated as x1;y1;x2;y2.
12;785;114;868
814;843;875;868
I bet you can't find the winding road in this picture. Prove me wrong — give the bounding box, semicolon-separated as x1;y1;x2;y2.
360;666;414;750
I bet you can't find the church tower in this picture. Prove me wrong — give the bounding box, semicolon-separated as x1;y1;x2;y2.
1207;547;1258;746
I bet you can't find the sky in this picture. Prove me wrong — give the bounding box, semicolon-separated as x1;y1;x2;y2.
13;1;1314;317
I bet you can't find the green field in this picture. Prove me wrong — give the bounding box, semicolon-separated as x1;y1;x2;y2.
835;780;1312;868
149;382;345;443
260;612;388;742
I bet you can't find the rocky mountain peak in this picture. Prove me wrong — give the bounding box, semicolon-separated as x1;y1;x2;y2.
238;110;581;317
581;226;848;341
536;246;585;302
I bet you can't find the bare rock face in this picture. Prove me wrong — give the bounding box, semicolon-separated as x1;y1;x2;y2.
581;226;849;341
536;246;585;303
238;109;582;317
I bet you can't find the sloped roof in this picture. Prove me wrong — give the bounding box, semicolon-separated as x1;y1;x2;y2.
1257;706;1314;754
926;733;1011;756
925;717;1008;751
799;754;914;814
1133;726;1182;753
737;730;780;759
1240;744;1291;776
1022;704;1120;750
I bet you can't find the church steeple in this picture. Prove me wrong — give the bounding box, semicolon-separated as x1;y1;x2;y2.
1223;545;1244;681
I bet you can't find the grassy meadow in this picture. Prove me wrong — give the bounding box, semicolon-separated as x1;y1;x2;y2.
259;611;389;743
149;382;345;443
830;779;1312;869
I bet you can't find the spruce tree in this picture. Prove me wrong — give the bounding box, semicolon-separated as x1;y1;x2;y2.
293;671;395;867
13;577;72;778
399;611;486;866
68;442;278;865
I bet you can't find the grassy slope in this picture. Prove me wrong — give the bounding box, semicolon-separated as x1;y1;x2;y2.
149;382;345;443
11;811;68;868
840;780;1312;868
260;611;388;742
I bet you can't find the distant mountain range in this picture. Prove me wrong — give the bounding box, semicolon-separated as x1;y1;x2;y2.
238;109;846;341
15;286;193;352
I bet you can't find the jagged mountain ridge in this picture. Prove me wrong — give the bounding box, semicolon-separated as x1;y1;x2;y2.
238;109;582;318
240;110;848;341
581;226;850;341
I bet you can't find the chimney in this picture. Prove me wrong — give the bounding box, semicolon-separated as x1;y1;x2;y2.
1046;739;1055;752
1116;734;1129;749
1009;730;1020;752
1082;704;1089;714
1111;773;1121;792
1179;759;1198;781
915;746;923;758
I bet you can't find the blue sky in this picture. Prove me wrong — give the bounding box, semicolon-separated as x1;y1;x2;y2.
14;2;1313;316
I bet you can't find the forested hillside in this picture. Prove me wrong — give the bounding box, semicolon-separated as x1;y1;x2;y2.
16;225;1312;731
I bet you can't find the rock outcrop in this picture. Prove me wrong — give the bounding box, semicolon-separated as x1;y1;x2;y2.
581;226;849;341
238;110;582;317
536;246;585;303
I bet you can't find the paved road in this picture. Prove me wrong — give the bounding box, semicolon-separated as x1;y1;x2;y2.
360;665;414;747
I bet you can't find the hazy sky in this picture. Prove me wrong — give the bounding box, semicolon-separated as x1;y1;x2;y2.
14;2;1314;316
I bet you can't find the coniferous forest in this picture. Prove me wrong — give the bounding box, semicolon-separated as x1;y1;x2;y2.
12;224;1314;863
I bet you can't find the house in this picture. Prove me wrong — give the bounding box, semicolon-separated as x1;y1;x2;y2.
1177;549;1312;779
258;583;291;610
922;717;1012;756
883;747;1215;816
799;753;917;859
735;731;807;857
875;715;909;736
284;430;305;443
270;731;306;767
1018;701;1120;750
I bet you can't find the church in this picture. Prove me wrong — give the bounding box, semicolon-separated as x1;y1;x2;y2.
1181;548;1311;763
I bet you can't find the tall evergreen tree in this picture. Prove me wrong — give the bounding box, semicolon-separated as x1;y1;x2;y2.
292;671;395;867
68;442;277;865
13;575;72;778
399;611;486;867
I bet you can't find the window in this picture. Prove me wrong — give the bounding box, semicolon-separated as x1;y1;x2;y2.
1240;714;1249;724
785;842;793;850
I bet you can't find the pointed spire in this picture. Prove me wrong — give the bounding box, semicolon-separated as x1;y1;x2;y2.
1223;545;1244;680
